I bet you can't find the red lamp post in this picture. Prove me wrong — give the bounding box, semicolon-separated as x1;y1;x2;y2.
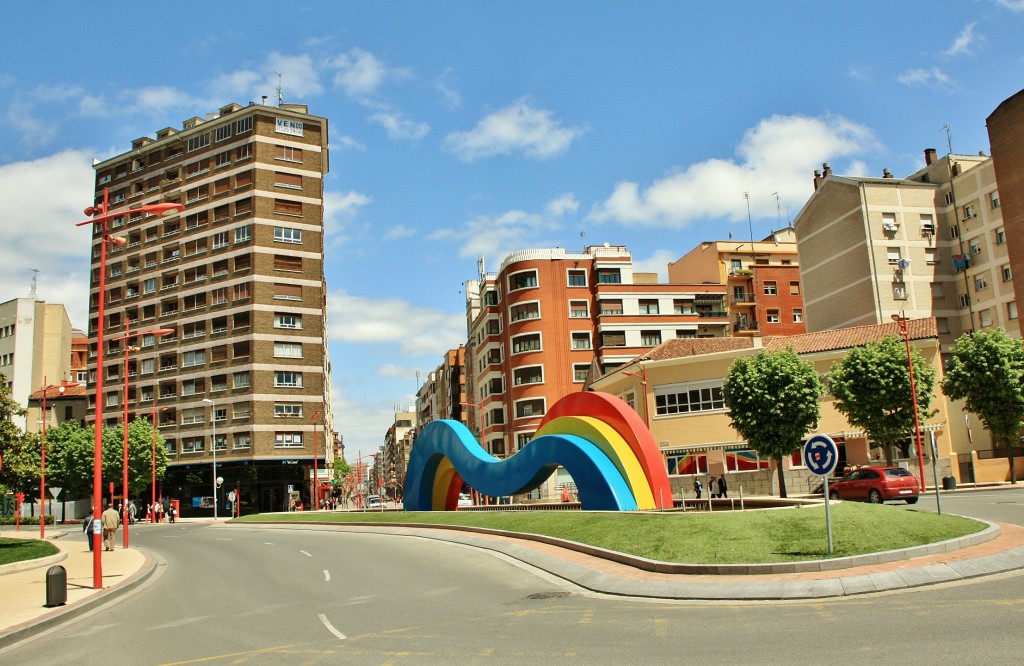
111;324;174;548
150;404;169;522
892;312;927;492
77;187;183;588
312;409;321;510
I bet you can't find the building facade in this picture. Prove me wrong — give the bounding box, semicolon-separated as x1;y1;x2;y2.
86;102;333;514
988;88;1024;342
667;228;806;337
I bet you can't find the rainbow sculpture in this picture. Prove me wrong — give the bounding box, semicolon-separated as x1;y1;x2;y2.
403;392;673;511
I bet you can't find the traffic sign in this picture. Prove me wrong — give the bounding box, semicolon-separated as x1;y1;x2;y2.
803;434;838;477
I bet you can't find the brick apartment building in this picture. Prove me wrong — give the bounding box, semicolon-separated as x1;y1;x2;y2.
86;102;334;514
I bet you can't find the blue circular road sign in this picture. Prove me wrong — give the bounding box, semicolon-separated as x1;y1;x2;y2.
803;434;839;476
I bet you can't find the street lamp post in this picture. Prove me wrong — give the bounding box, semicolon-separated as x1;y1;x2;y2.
892;312;927;492
77;187;183;589
111;325;173;548
312;409;320;510
202;398;218;519
150;404;168;524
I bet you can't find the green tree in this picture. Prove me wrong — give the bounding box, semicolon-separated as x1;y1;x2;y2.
829;335;937;466
722;348;823;498
40;420;96;496
101;417;170;500
0;372;32;497
942;328;1024;484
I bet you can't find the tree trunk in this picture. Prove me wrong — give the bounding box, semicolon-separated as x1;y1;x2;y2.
884;443;894;467
1010;454;1018;484
775;457;788;498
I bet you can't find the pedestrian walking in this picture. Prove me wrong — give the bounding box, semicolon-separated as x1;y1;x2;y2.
128;500;137;525
83;508;95;551
168;504;176;523
718;475;728;499
101;502;120;551
709;475;717;498
693;477;703;499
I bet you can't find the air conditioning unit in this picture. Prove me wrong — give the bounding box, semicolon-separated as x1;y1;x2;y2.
921;223;935;234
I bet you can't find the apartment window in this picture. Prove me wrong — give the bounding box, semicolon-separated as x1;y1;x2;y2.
274;227;302;244
567;269;587;287
511;333;541;353
596;268;621;284
181;350;206;368
140;358;155;375
881;212;898;232
969;239;982;256
274;371;303;388
508;270;538;291
569;300;588;318
959;294;972;308
996;228;1006;245
641;330;662;346
991;191;1000;209
208;287;227;306
275;404;303;418
513;365;544;386
655;380;725;415
886;247;902;265
515;398;546;419
600;299;624;315
975;276;988;291
233;371;250;388
274;144;302;162
235;143;252;162
274;342;303;358
573;364;590;383
274;313;302;329
730;259;743;273
893;282;907;300
789;281;801;296
937;317;950;334
920;214;935;235
235;225;252;243
979;309;993;327
509;301;540;322
274;432;304;448
215;124;232;142
213;178;230;196
639;299;660;314
1008;302;1018;321
212;231;229;250
275;172;302;189
215;151;231;168
949;224;960;240
601;331;626;347
274;254;303;272
963;203;976;219
925;248;938;265
766;309;780;323
1003;265;1013;282
233;283;251;301
184;293;208;311
274;199;303;217
571;332;591;350
235;116;254;134
763;281;778;295
674;299;694;315
143;278;156;294
931;282;945;298
793;309;803;323
234;434;252;449
186;132;210;152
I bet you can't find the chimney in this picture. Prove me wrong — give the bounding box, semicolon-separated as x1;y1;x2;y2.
883;168;893;178
813;169;823;190
924;148;937;166
822;162;832;177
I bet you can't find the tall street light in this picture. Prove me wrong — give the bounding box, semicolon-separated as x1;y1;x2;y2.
111;324;174;547
892;312;927;492
202;398;219;519
150;404;169;521
77;187;183;589
312;409;321;510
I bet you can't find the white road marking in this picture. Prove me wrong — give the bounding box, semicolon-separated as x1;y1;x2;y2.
323;569;330;581
318;613;347;640
264;542;274;545
300;550;312;557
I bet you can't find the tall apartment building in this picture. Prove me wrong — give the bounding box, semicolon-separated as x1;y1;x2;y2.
988;88;1024;332
0;297;75;431
667;228;806;337
794;151;1015;348
415;346;467;427
462;245;728;459
380;410;415;501
86;102;333;514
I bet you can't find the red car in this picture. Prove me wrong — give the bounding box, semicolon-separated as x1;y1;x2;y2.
828;466;920;504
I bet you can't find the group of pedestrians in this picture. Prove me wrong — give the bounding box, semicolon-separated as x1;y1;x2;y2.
81;503;122;551
693;475;728;499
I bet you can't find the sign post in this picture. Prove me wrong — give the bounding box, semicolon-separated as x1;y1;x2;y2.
803;434;839;554
930;432;942;515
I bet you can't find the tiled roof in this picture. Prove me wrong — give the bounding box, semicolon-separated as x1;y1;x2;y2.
28;384;87;400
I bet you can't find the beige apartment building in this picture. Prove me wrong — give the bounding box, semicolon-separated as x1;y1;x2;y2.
795;152;1015;349
86;102;334;514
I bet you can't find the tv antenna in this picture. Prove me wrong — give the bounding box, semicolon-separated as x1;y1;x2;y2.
275;72;284;106
29;268;39;298
939;124;953;154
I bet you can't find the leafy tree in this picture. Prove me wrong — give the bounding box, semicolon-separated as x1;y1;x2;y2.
722;348;823;498
0;372;32;497
942;328;1024;484
829;335;937;466
39;420;96;496
101;417;170;500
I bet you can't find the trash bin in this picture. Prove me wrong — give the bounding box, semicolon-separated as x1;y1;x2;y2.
45;565;67;607
942;476;957;491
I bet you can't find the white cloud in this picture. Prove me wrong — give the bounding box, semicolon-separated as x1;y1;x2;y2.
329;48;388;98
383;225;417;241
443;98;586;161
995;0;1024;11
369;110;430;140
0;150;96;327
546;193;579;217
323;189;372;244
589;114;878;228
896;67;954;90
334;135;366;151
327;289;465;357
433;69;463;109
630;249;677;283
377;363;426;380
945;22;980;57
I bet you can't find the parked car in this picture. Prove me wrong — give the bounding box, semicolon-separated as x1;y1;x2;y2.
366;495;382;508
457;494;472;507
828;466;920;504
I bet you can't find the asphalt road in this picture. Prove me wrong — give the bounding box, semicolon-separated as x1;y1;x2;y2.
5;490;1023;664
904;487;1024;526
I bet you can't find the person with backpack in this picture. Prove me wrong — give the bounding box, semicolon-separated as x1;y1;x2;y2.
82;508;95;551
693;477;703;499
718;475;728;499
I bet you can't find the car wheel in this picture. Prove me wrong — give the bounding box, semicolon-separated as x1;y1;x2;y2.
829;490;839;500
905;497;918;504
868;489;883;504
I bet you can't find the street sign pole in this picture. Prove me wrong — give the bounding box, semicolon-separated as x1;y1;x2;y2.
823;476;833;553
930;432;942;516
803;434;839;555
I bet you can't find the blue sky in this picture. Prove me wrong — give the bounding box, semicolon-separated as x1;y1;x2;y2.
1;1;1022;460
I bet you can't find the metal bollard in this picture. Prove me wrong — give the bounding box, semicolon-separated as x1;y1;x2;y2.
45;565;67;607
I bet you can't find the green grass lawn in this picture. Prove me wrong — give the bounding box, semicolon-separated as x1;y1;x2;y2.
0;537;59;566
236;503;984;564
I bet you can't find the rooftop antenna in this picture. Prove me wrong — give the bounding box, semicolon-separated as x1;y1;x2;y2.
579;230;586;251
743;192;755;259
29;268;39;298
939;124;953;154
771;192;782;230
275;72;284;106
